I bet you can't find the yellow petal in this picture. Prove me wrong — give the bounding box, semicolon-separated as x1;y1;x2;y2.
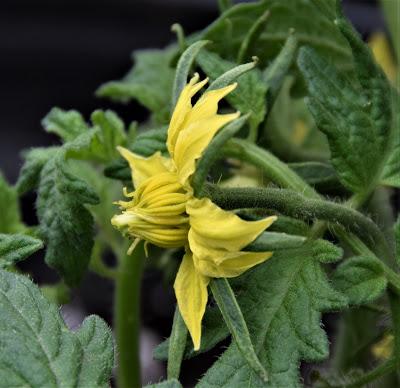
192;246;273;278
174;112;240;185
173;250;210;350
183;83;238;126
167;74;208;157
187;197;277;252
117;146;173;187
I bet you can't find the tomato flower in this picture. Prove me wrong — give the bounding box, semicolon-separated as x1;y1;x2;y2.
112;74;276;349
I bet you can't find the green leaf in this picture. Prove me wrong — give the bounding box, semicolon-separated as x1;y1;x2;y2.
104;127;168;182
197;241;347;387
333;256;387;305
62;110;127;163
90;109;127;160
172;40;209;107
289;162;341;191
197;50;267;138
381;91;400;187
201;0;351;69
0;269;113;387
96;49;175;124
37;153;99;286
144;379;182;388
0;173;24;234
297;43;392;193
42;107;88;142
16;147;59;195
0;234;43;268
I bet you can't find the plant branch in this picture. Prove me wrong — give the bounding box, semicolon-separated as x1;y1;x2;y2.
115;242;145;388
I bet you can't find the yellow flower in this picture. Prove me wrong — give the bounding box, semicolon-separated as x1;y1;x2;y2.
112;74;277;349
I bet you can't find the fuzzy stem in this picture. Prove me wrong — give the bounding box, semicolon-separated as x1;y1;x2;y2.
115;242;145;388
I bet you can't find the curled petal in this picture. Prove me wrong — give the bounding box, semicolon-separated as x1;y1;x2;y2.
174;250;210;350
191;244;273;278
187;197;277;252
167;74;208;158
117;146;173;187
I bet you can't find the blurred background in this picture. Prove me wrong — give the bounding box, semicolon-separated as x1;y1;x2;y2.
0;0;389;386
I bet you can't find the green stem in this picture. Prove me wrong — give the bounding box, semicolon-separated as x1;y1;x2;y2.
325;358;398;388
206;185;390;259
115;242;145;388
218;0;232;13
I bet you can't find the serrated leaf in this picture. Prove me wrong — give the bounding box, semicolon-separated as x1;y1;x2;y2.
0;234;43;268
198;241;347;387
297;43;391;193
16;147;59;195
332;256;387;305
0;269;113;387
61;110;127;163
37;153;99;286
96;49;175;124
0;173;24;234
200;0;351;69
381;91;400;187
197;50;267;136
144;379;182;388
42;107;88;142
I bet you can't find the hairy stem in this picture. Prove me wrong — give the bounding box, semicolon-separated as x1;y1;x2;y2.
115;242;145;388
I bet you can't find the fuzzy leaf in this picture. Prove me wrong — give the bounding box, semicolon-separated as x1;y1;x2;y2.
42;107;88;142
97;49;175;124
197;50;267;136
0;173;24;234
145;379;182;388
198;241;347;387
381;91;400;187
298;44;391;193
0;269;113;387
16;147;59;195
201;0;351;69
0;234;43;268
37;153;99;286
104;127;167;181
332;256;387;305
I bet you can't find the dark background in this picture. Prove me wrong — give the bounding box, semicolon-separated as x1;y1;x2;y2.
0;0;387;385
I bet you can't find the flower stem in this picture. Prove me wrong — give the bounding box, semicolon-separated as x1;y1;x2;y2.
115;242;145;388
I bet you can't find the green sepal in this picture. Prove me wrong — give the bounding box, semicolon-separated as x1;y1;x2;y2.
172;40;209;108
210;278;269;383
